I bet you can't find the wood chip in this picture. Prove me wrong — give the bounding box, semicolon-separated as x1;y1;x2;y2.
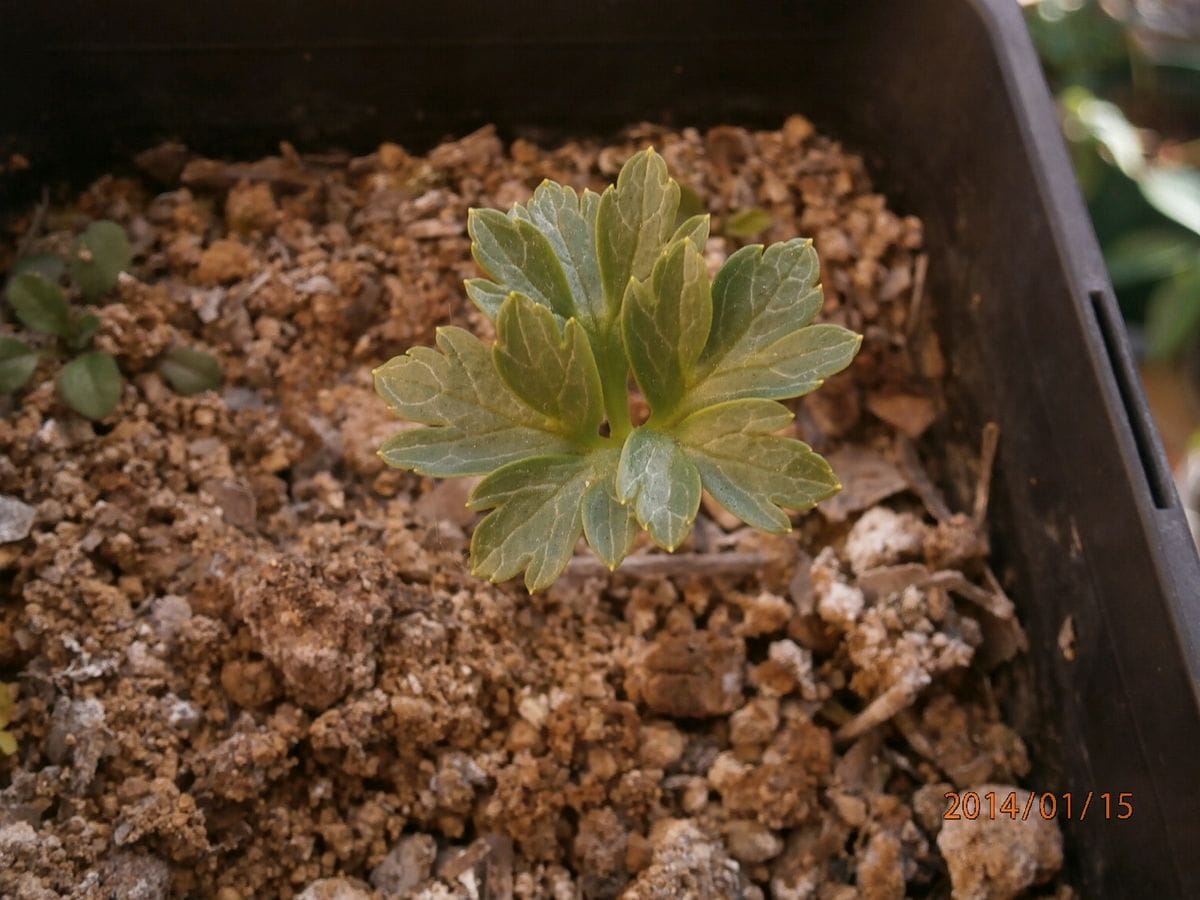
836;669;932;741
856;563;931;599
414;477;479;529
1058;615;1077;662
894;437;953;522
201;479;257;531
134;141;192;184
905;252;929;340
789;550;815;614
482;834;514;900
923;570;1014;620
974;569;1030;667
819;447;910;523
439;837;492;881
867;392;938;439
407;218;465;239
181;156;317;193
857;563;1013;620
974;422;1001;528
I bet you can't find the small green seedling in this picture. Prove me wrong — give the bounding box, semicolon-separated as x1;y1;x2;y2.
2;220;130;419
2;220;222;419
157;346;225;397
723;207;773;239
375;149;861;591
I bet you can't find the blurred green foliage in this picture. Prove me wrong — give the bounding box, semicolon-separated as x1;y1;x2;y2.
1027;0;1200;361
2;219;223;420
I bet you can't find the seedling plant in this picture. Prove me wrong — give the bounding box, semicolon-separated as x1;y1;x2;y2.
2;221;222;419
375;150;861;590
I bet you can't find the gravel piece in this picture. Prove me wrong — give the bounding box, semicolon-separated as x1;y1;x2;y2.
937;783;1063;900
0;495;34;543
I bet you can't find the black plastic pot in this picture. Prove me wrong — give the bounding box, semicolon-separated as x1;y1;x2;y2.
3;0;1199;894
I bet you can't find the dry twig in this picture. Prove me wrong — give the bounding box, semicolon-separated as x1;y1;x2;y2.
564;551;768;580
905;252;929;340
895;437;953;522
974;422;1000;528
16;187;49;258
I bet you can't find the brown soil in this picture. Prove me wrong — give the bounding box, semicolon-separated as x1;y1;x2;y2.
0;121;1067;899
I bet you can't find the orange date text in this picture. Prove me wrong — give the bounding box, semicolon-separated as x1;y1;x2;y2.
943;790;1133;822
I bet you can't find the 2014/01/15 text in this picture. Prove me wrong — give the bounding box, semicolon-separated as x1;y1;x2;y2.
943;790;1134;821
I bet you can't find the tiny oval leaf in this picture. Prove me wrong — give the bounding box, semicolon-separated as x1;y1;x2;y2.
58;351;122;420
158;347;223;396
5;272;71;335
70;220;132;300
0;337;39;393
11;253;66;283
724;207;773;238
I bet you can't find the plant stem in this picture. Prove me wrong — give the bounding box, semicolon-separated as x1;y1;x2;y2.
598;331;632;440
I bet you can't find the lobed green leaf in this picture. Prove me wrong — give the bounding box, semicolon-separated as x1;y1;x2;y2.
580;451;637;570
687;323;862;412
468;455;591;591
494;292;604;440
671;214;711;252
375;326;575;476
464;278;510;319
682;239;861;414
596;148;680;320
702;240;823;370
622;239;712;418
512;181;606;326
677;399;841;532
468;208;575;319
508;182;632;432
616;427;701;551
